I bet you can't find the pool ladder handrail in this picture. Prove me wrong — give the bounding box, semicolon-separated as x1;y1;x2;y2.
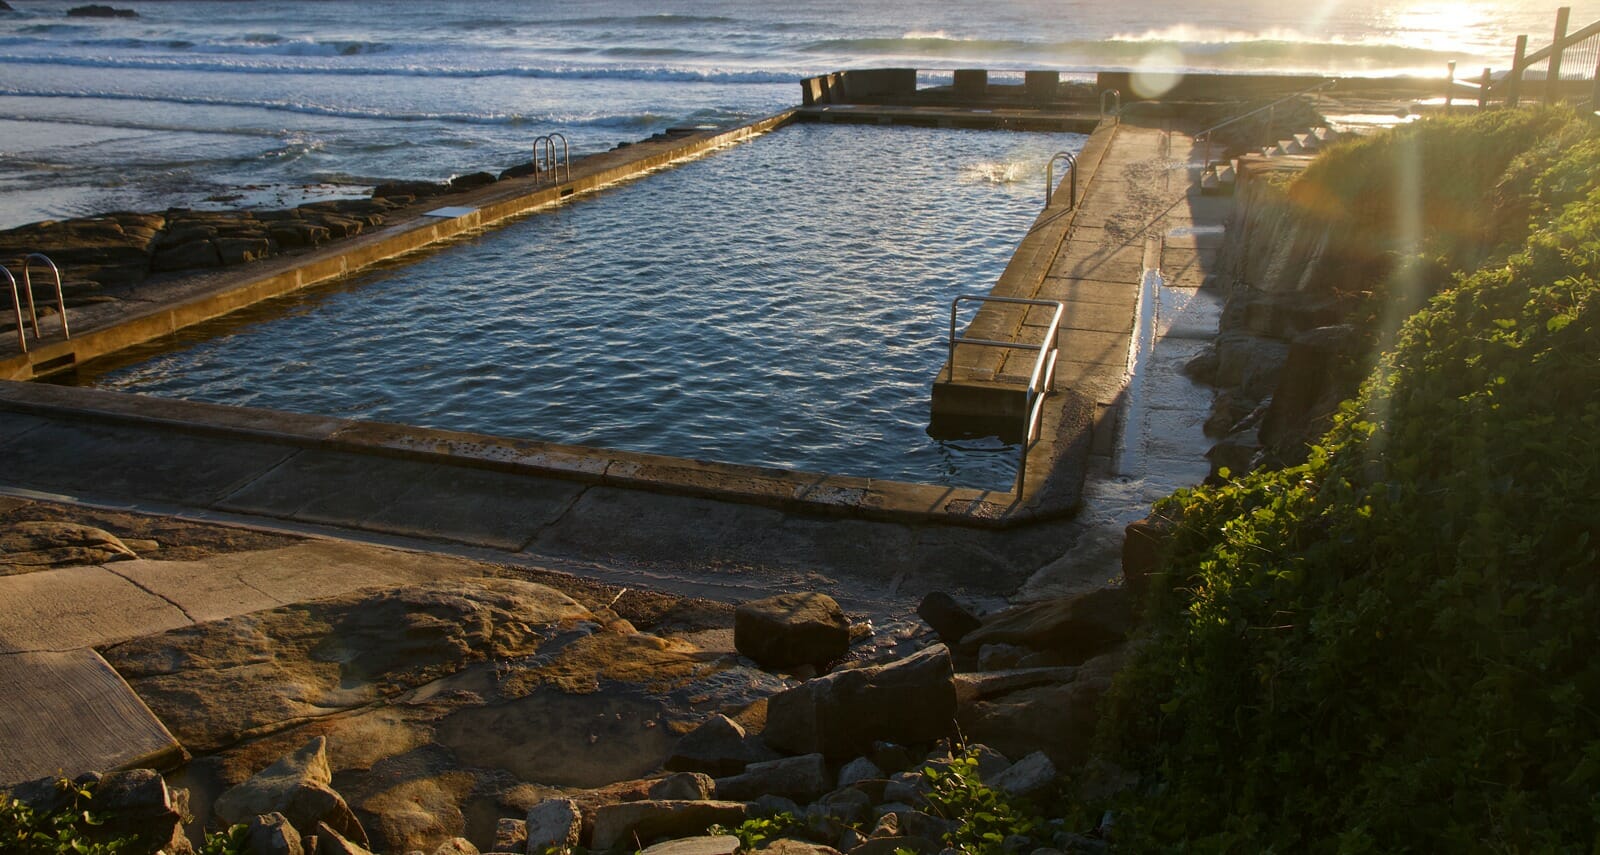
1045;151;1077;210
3;253;70;353
946;294;1066;496
532;133;571;185
1100;88;1121;122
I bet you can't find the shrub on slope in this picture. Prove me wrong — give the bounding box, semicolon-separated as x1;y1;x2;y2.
1098;117;1600;851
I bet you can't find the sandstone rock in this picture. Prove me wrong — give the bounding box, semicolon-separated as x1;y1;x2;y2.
954;668;1078;705
734;593;849;670
525;799;582;851
1213;332;1290;399
991;752;1056;798
665;714;749;776
0;521;138;574
151;238;222;272
1121;517;1173;606
0;2;15;12
956;650;1125;768
450;172;497;191
813;787;871;825
432;839;479;855
915;593;981;644
372;180;450;200
589;800;747;851
959;589;1131;666
847;836;940;855
216;236;272;266
749;793;800;818
976;644;1028;671
247;813;305;855
764;646;955;758
492;818;526;853
1206;435;1261;481
896;811;954;842
767;841;843;855
68;4;137;17
357;774;468;855
869;812;899;838
714;754;828;803
881;772;925;806
967;744;1011;782
314;821;373;855
837;829;868;852
836;757;882;789
88;769;191;854
1258;324;1359;465
868;743;913;775
638;835;740;855
214;736;368;847
648;772;715;801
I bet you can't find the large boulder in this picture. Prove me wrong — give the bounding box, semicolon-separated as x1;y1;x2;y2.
958;588;1131;665
589;800;747;851
915;592;981;644
956;650;1124;767
713;754;828;803
245;812;304;855
763;646;956;758
734;593;849;670
665;714;751;776
525;798;582;851
214;736;368;847
67;4;138;17
86;769;191;855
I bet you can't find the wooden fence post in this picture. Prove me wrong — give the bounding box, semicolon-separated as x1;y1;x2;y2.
1547;6;1571;104
1480;68;1491;109
1445;60;1456;113
1509;35;1528;106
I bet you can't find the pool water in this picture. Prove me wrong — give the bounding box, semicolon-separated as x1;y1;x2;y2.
73;123;1086;489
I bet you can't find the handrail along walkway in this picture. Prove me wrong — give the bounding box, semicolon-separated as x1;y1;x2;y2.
1194;79;1336;177
1046;151;1077;209
532;133;571;185
946;294;1066;496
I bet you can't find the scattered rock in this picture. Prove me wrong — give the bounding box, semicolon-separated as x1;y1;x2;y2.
372;180;451;200
896;811;954;842
449;172;497;191
967;744;1011;782
916;593;981;644
1121;516;1173;605
151;238;222;272
0;521;138;574
766;841;843;855
714;754;828;803
957;649;1125;768
492;817;526;853
816;787;873;826
748;794;801;818
1257;324;1359;465
990;751;1057;798
213;736;368;847
313;821;373;855
87;769;191;854
976;644;1028;671
638;835;741;855
0;2;14;12
847;836;940;855
1206;434;1261;481
734;593;850;670
649;772;715;801
959;588;1131;665
665;714;750;776
67;4;138;17
954;668;1078;705
836;757;883;789
245;812;304;855
589;800;747;851
868;742;914;775
764;646;956;758
525;798;582;851
431;838;479;855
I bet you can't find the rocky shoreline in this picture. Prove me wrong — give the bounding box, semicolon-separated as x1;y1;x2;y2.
2;506;1150;855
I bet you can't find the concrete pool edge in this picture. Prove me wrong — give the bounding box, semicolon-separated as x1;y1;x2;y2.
0;381;1088;528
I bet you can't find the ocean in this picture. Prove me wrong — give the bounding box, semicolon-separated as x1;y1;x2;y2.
0;0;1592;228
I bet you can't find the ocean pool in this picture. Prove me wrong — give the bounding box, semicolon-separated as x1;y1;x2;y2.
69;122;1086;489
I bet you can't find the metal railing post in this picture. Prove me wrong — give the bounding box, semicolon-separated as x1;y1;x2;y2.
1480;68;1491;109
1045;151;1077;210
2;269;24;353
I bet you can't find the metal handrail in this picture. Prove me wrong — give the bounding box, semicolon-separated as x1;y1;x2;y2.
532;133;571;184
1100;88;1121;121
1045;151;1077;210
946;294;1066;495
1194;79;1337;173
23;253;68;341
2;268;25;353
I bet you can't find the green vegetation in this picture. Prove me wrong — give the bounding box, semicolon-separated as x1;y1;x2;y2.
1;780;133;855
707;813;802;850
921;750;1042;855
1090;108;1600;850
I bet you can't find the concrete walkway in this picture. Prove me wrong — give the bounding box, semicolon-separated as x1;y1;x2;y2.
0;539;492;786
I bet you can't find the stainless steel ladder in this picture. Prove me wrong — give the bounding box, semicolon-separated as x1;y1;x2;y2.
4;253;69;353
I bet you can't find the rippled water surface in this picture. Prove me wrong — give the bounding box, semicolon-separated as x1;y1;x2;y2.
77;124;1086;488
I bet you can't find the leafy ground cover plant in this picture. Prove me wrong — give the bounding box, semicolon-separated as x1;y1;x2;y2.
1089;109;1600;851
